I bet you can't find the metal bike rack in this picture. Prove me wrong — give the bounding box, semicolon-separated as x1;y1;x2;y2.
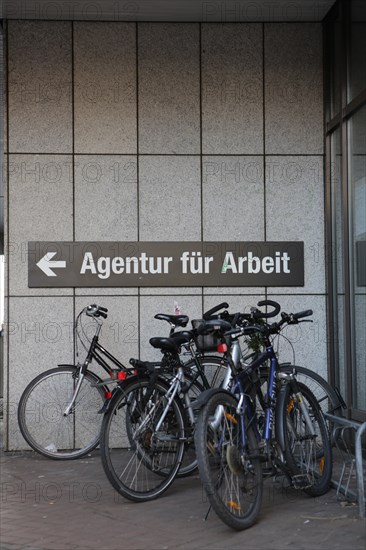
325;413;366;519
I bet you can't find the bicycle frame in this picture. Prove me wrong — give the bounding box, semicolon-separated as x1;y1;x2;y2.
229;334;316;455
81;334;127;375
231;347;278;449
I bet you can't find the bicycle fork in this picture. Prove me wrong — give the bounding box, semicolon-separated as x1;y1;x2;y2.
63;368;85;416
278;372;316;437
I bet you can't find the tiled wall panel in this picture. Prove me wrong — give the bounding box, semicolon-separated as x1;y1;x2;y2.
265;24;323;154
74;23;137;154
138;23;200;154
202;24;263;154
8;21;72;153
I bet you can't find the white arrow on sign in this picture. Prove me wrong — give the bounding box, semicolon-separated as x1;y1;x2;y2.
37;252;66;277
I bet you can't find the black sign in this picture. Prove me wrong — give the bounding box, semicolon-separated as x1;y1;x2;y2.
28;241;304;287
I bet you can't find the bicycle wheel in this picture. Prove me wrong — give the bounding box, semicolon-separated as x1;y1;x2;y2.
184;355;230;389
18;366;105;459
100;377;186;502
195;391;263;530
277;381;332;497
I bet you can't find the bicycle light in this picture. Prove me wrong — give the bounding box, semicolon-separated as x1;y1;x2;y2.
217;343;228;353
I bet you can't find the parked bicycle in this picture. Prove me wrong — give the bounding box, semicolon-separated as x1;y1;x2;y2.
17;304;128;459
99;326;232;501
194;307;333;530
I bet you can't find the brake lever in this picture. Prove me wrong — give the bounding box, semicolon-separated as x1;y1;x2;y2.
288;319;313;325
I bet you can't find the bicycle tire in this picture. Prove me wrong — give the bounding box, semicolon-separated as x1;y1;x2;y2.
276;381;332;497
195;391;263;531
100;377;186;502
18;366;105;460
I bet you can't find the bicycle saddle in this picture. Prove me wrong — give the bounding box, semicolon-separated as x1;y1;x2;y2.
149;335;190;353
154;314;189;327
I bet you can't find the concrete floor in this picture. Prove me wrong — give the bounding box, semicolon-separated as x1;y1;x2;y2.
1;443;365;550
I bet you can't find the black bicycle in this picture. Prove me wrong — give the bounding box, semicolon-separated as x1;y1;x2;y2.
17;304;129;459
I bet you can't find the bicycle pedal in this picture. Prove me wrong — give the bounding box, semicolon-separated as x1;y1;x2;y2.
291;474;312;489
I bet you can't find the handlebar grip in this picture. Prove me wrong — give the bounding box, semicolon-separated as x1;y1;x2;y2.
99;311;108;319
254;300;281;319
98;306;108;313
293;309;313;320
203;302;229;320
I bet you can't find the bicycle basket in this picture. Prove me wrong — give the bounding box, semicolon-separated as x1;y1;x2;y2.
191;319;221;352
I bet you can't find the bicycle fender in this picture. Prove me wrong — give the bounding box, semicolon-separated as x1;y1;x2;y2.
101;385;125;414
192;388;235;411
101;375;168;414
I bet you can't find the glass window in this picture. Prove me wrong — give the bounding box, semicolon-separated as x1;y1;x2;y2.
349;0;366;101
349;105;366;411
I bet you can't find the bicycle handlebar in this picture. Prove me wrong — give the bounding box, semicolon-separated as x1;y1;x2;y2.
292;309;313;320
225;308;313;339
85;304;108;320
203;302;229;320
252;300;281;319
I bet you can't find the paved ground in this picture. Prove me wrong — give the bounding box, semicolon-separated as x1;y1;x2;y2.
1;440;365;550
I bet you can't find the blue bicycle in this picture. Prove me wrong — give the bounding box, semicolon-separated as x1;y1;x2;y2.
194;305;332;530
